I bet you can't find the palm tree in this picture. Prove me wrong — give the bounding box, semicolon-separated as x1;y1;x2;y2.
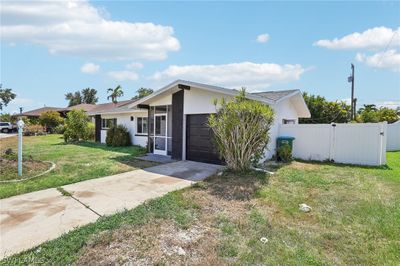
107;85;124;104
358;104;377;113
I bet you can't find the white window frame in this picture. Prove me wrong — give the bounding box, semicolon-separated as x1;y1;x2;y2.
136;117;148;135
282;119;296;125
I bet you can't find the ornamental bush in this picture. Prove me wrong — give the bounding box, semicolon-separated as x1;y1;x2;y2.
39;110;63;132
63;110;91;142
106;125;131;147
208;88;274;171
277;143;292;162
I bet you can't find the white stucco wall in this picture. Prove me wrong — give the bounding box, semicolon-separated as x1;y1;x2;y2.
100;112;148;147
147;94;172;106
184;87;232;114
264;98;300;159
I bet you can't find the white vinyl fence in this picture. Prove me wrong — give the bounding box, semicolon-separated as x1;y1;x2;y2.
278;122;387;166
387;121;400;151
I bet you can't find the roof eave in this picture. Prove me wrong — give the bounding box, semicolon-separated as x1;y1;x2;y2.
127;79;275;107
88;109;147;116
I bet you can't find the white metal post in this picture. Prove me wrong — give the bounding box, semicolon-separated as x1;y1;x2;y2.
17;119;25;176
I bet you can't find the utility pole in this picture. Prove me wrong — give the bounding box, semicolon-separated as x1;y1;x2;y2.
348;64;355;120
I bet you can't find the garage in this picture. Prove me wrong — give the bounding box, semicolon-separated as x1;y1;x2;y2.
186;114;223;164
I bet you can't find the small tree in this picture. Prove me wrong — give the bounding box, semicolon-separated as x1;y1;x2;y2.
357;104;379;123
0;84;16;110
299;92;351;123
132;87;153;100
208;88;274;171
63;109;90;142
39;110;63;131
378;107;399;123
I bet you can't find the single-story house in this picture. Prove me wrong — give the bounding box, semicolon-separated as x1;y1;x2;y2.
89;80;311;164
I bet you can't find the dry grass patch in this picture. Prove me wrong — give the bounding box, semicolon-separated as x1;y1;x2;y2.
0;158;51;181
75;171;267;266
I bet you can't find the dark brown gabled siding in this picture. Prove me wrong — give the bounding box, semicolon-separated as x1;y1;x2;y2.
95;115;101;142
171;90;184;160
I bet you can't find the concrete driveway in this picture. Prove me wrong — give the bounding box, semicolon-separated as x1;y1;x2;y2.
0;161;223;259
0;133;17;139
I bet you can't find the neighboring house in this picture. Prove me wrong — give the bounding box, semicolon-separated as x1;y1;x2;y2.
17;104;96;119
18;107;66;120
90;80;311;164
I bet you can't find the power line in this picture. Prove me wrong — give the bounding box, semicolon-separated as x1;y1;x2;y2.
376;30;398;67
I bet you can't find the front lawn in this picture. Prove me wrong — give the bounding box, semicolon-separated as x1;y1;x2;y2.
0;135;153;199
3;151;399;265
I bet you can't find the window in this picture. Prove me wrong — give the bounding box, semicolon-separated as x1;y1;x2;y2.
137;117;148;134
101;118;116;129
282;119;296;124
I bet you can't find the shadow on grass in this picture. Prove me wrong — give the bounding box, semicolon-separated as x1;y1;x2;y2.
110;155;160;169
52;140;146;156
204;169;269;201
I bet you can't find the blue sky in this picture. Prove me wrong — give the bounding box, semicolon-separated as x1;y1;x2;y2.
1;1;399;114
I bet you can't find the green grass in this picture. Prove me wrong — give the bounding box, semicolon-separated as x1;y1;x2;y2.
2;150;399;265
0;135;146;198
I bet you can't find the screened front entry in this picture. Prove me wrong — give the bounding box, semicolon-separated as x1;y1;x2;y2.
154;114;167;155
149;105;172;155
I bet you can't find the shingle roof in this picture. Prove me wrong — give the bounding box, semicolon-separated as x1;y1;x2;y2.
19;107;65;117
66;103;96;112
87;99;139;115
251;90;298;101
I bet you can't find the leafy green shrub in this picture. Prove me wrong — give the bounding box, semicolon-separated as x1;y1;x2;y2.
208;88;274;171
54;124;66;134
39;110;63;132
84;122;95;141
277;143;292;162
63;110;91;142
105;125;131;147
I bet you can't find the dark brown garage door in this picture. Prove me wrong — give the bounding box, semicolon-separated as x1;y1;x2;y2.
186;114;223;164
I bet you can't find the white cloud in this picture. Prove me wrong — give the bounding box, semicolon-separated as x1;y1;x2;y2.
81;63;100;74
108;70;139;81
256;33;269;43
126;62;143;70
150;62;307;91
375;101;400;110
1;1;180;60
314;27;400;50
107;62;143;81
356;49;400;71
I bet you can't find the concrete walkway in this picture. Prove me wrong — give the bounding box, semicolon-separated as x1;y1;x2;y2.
0;161;223;259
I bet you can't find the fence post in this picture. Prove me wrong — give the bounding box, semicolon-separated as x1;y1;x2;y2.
329;123;336;161
379;122;387;165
